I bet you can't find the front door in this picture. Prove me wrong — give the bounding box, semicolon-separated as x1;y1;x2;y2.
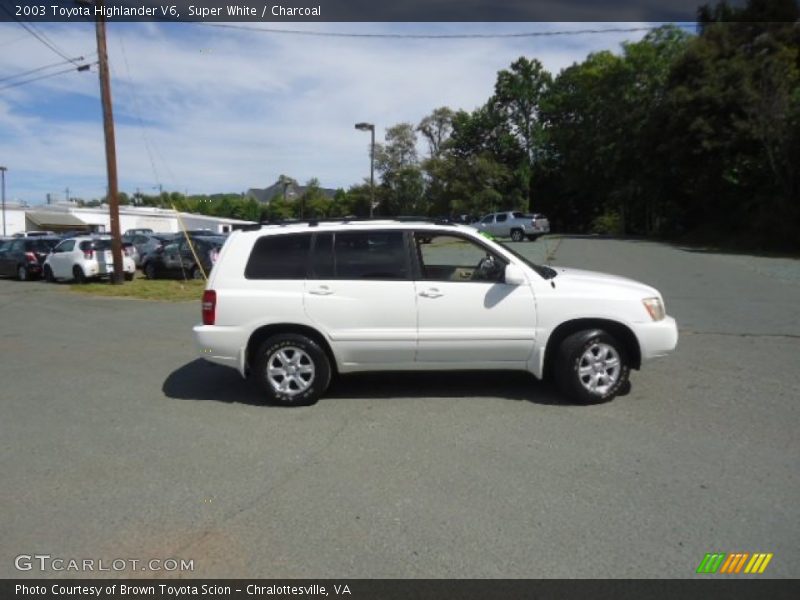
412;231;536;364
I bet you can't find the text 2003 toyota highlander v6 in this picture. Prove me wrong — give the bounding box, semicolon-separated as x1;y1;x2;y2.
193;220;678;406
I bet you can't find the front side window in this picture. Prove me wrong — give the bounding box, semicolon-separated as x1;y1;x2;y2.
414;233;505;283
55;240;75;253
245;233;311;279
481;215;494;224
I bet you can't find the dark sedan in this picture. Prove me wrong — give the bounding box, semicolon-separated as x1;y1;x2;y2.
0;237;61;280
141;235;224;280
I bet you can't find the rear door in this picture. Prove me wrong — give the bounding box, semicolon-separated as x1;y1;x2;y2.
493;213;510;237
303;230;418;367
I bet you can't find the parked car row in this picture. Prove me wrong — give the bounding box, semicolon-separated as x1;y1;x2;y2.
0;231;226;283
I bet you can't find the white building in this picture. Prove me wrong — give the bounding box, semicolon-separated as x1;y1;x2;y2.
1;203;255;237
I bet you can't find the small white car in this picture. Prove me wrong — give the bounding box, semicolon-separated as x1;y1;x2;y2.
43;236;136;283
193;219;677;406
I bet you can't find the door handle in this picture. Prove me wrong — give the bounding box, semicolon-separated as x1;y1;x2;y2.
309;286;333;296
419;288;443;298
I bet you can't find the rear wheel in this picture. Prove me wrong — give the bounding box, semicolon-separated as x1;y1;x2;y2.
43;265;55;283
72;266;87;284
17;265;28;281
144;262;157;280
252;333;331;406
510;228;524;242
556;330;630;404
191;265;204;280
124;272;134;281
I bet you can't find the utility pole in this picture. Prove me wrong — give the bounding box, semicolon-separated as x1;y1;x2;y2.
91;0;124;284
65;187;70;203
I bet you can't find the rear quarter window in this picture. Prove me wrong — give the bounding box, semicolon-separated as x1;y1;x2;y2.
245;233;311;279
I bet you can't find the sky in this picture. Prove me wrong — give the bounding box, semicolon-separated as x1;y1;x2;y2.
0;21;660;205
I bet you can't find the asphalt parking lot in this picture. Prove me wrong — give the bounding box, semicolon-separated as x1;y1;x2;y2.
1;237;798;578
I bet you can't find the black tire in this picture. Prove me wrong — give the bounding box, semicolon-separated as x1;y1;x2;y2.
143;262;157;280
124;271;134;281
72;265;87;284
17;265;28;281
252;333;331;406
43;265;55;283
190;265;204;280
526;235;539;241
555;330;630;404
510;228;524;242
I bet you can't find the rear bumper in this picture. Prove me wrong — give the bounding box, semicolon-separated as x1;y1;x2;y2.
635;316;679;362
193;324;247;377
85;259;136;278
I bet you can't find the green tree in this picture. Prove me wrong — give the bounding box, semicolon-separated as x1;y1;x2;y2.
489;57;552;210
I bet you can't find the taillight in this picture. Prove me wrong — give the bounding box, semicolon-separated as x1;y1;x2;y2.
25;252;38;263
83;249;94;259
202;290;216;325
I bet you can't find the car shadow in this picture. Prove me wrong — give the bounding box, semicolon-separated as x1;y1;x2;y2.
163;360;566;406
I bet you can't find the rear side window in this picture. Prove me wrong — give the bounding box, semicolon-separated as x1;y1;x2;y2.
332;231;408;280
27;239;58;252
496;214;508;222
245;233;311;279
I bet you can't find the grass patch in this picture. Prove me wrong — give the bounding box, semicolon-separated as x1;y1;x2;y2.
69;275;205;302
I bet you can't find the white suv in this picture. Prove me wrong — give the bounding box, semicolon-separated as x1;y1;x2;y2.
44;236;136;283
193;220;678;406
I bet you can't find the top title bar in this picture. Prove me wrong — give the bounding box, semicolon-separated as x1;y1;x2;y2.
1;0;762;23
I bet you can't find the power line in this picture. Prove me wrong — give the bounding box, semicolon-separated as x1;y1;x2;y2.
0;4;84;65
198;23;696;40
117;34;164;189
0;56;86;85
0;63;95;92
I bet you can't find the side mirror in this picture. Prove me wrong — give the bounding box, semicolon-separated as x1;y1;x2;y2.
504;263;526;286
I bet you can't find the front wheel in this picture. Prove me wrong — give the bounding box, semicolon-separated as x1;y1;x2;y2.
143;262;157;280
252;333;331;406
510;228;524;242
17;265;28;281
556;330;630;404
124;272;134;281
526;234;539;241
43;265;55;283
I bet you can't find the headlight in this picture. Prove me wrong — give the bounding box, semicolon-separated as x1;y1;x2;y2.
642;297;665;321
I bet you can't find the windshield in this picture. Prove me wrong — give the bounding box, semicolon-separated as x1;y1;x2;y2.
495;240;557;280
27;239;59;252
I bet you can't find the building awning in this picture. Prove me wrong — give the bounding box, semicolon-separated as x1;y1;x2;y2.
25;211;88;228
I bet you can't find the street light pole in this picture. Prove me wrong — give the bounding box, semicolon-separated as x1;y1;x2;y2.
0;166;6;237
355;122;375;218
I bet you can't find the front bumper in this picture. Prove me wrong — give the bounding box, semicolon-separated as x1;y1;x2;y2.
635;315;679;362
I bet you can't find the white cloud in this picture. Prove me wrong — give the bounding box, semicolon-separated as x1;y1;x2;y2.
0;22;650;203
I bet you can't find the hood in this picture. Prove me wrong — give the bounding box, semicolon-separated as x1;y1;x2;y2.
552;266;660;298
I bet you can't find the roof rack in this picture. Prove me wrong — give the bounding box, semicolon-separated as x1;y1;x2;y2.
239;216;456;231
